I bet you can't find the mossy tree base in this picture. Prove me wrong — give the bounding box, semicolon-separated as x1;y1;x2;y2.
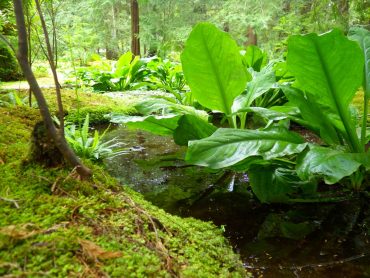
29;121;64;167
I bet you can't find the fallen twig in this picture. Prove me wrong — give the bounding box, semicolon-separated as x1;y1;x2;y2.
51;177;61;193
0;197;19;209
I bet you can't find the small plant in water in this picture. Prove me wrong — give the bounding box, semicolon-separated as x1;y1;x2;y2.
55;114;126;161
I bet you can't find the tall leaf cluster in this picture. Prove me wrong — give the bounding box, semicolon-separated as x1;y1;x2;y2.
182;24;369;201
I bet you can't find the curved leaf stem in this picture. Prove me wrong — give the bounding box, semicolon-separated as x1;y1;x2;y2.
361;97;369;146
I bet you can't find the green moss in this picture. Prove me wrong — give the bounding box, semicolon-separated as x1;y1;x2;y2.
0;105;247;277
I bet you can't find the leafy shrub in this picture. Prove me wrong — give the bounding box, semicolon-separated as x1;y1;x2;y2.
0;44;22;81
73;52;153;92
71;52;188;98
146;58;187;102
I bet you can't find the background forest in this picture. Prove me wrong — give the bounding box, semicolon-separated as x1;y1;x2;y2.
1;0;369;72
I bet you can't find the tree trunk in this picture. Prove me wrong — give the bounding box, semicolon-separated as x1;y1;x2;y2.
130;0;140;56
106;45;118;60
337;0;350;31
12;0;92;179
223;22;230;33
246;26;257;46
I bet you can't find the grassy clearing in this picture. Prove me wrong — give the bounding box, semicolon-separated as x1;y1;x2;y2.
0;95;247;277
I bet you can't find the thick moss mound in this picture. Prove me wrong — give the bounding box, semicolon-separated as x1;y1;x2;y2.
0;105;247;277
0;44;22;82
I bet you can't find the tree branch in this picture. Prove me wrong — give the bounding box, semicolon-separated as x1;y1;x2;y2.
0;33;16;54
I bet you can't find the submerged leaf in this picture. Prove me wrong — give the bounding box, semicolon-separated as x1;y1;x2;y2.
173;114;217;146
258;213;317;240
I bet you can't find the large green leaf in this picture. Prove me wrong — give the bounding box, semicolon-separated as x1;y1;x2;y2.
181;22;250;114
173;115;217;146
110;114;180;136
186;128;307;169
296;145;365;184
287;29;363;151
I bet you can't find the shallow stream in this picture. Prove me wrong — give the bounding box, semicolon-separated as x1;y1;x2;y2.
104;126;370;277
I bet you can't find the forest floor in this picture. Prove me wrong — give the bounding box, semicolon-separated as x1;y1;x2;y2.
0;88;247;277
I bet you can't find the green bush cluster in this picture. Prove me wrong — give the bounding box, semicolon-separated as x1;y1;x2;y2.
0;44;22;82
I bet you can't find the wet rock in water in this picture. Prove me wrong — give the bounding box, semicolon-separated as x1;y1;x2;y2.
28;121;64;167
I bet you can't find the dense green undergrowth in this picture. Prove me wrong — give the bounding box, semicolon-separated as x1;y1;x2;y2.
0;102;246;277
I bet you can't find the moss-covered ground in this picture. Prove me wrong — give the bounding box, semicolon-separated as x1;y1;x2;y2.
0;87;139;124
0;89;247;277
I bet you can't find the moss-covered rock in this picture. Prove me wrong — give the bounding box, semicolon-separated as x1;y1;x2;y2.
0;104;248;277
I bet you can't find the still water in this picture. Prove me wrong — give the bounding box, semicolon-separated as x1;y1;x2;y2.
104;127;370;277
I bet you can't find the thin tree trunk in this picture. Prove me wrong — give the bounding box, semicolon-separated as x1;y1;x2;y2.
25;3;33;107
130;0;140;56
48;0;59;68
337;0;350;31
34;0;64;135
12;0;92;178
246;26;257;46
